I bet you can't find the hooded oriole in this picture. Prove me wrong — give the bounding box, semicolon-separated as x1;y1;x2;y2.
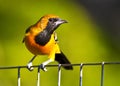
23;14;73;71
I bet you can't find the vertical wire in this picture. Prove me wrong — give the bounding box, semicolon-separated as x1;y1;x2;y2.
101;62;104;86
17;67;21;86
58;64;61;86
37;66;41;86
79;63;83;86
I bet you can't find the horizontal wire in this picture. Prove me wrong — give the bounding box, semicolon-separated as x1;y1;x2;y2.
0;62;120;70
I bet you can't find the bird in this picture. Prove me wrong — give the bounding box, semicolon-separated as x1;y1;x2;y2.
22;14;73;71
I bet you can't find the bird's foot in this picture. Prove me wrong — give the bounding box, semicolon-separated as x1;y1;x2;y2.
39;64;47;72
27;62;34;71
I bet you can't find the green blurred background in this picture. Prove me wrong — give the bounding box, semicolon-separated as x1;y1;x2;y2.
0;0;120;86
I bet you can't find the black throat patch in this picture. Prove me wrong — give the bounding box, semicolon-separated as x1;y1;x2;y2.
34;18;59;46
35;29;51;46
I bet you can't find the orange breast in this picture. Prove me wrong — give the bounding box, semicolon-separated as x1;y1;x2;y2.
24;34;56;55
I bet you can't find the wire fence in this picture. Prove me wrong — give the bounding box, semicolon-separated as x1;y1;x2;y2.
0;62;120;86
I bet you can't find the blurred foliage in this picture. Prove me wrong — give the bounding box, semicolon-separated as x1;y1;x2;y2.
0;0;120;86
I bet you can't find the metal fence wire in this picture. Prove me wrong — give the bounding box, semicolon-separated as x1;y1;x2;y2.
0;62;120;86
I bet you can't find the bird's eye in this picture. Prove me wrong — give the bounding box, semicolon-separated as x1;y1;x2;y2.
49;18;58;22
49;18;53;22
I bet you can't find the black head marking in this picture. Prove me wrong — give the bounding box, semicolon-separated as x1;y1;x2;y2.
34;17;67;46
49;18;59;22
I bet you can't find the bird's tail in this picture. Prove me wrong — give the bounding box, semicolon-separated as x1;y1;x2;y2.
55;51;73;70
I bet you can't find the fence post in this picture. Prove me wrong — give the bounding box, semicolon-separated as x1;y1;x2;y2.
101;62;104;86
79;63;83;86
17;67;21;86
58;64;61;86
37;66;41;86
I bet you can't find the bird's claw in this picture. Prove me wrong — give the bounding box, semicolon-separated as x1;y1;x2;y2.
39;64;47;72
27;62;34;71
27;62;47;72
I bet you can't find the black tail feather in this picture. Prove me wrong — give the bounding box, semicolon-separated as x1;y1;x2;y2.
55;51;73;70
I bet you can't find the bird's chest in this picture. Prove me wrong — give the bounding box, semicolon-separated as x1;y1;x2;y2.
24;34;56;55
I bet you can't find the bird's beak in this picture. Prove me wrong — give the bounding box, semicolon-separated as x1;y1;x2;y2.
48;18;68;34
60;19;68;23
55;19;68;25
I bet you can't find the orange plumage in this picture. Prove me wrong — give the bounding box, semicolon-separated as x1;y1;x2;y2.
23;14;73;71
